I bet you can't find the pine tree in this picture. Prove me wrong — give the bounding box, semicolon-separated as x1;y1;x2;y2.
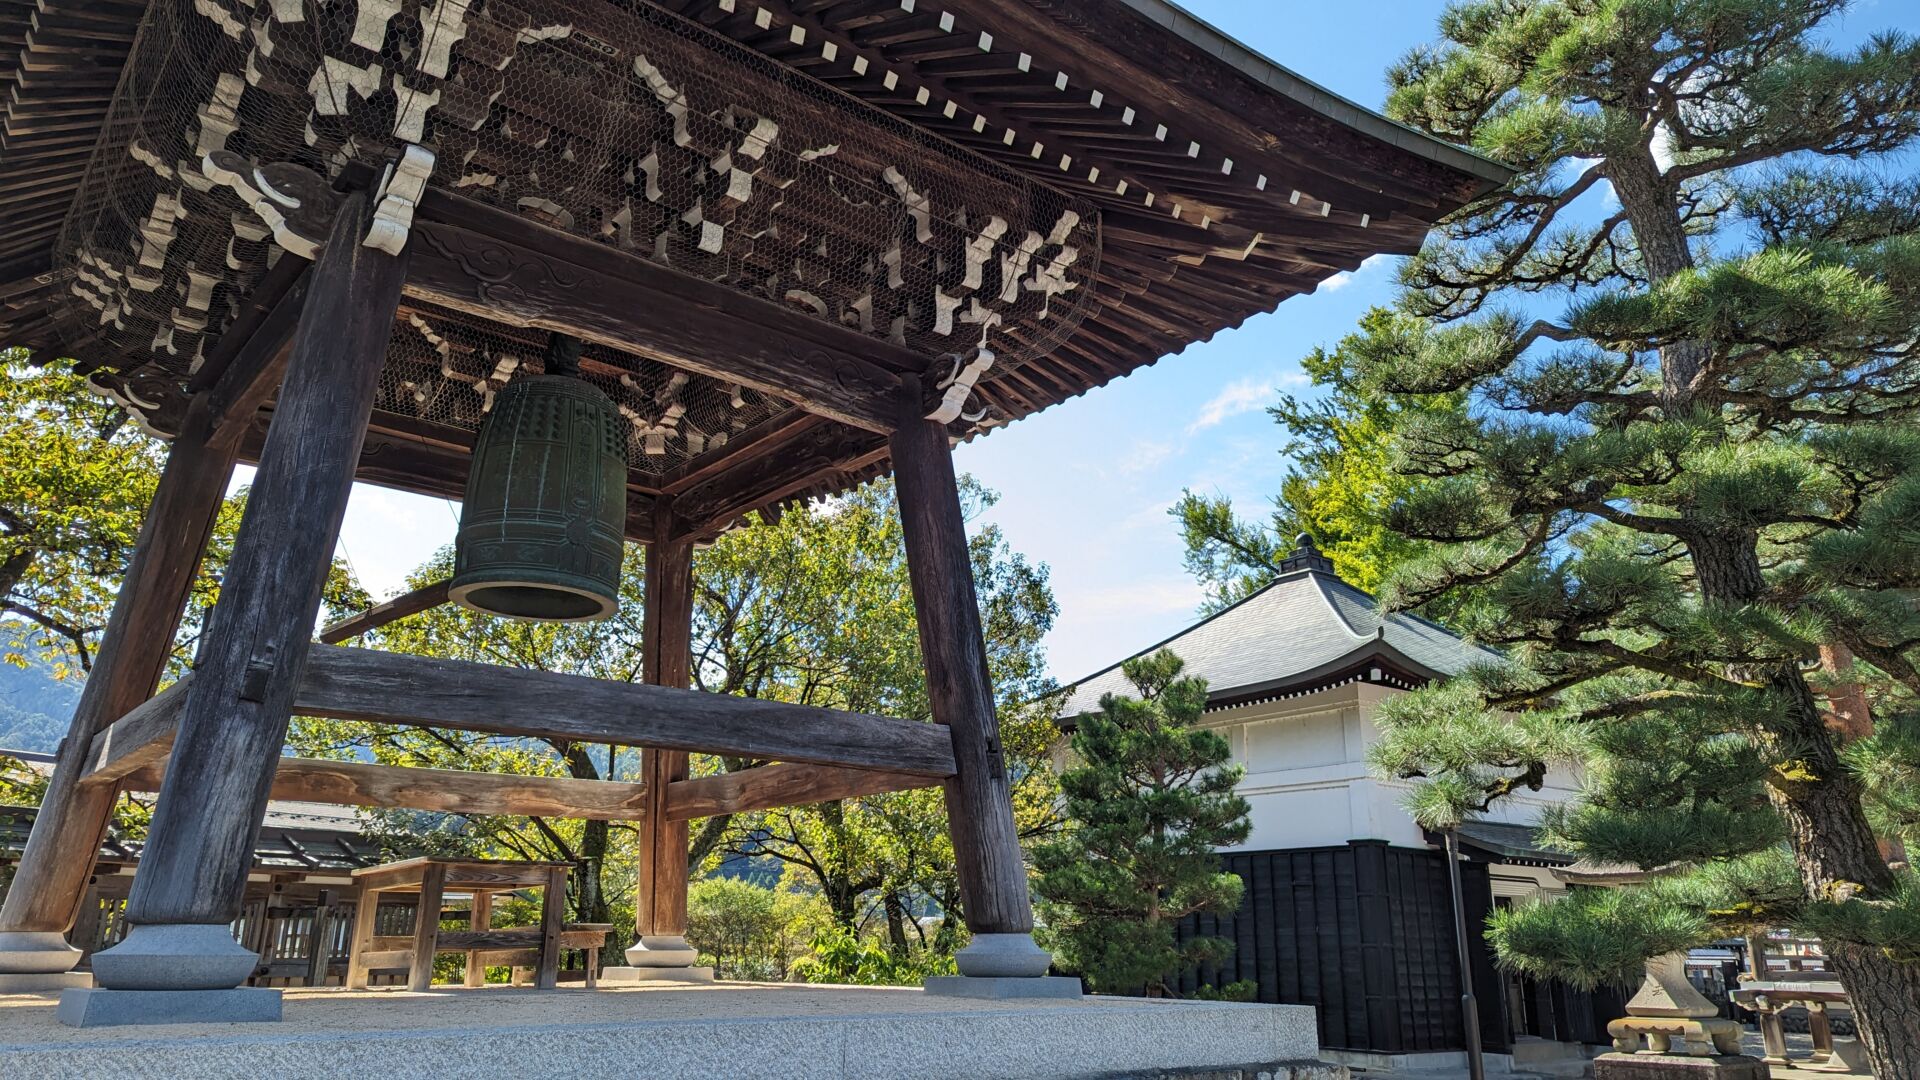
1349;2;1920;1073
1033;650;1251;997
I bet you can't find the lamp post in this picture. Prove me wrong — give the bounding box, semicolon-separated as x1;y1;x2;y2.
1445;828;1486;1080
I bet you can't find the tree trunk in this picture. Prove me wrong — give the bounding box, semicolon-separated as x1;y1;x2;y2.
1606;122;1920;1079
1690;535;1919;1079
884;889;912;957
563;746;611;927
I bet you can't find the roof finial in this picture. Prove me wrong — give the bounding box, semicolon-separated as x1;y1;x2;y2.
1280;533;1337;577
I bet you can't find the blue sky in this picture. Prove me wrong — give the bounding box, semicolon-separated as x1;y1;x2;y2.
298;0;1918;690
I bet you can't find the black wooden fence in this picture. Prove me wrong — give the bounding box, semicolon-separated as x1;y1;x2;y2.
1174;840;1620;1056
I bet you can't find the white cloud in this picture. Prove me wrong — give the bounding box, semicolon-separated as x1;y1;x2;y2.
1116;438;1177;477
1317;252;1395;293
1186;370;1310;434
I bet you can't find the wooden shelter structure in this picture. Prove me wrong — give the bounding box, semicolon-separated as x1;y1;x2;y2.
0;0;1507;1016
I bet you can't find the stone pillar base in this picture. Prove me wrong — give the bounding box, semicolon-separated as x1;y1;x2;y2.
1594;1053;1770;1080
598;965;715;985
57;987;281;1027
91;923;261;990
0;970;92;992
954;932;1053;977
0;929;84;975
923;975;1083;999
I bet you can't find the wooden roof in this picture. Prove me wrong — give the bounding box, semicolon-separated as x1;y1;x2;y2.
0;0;1509;540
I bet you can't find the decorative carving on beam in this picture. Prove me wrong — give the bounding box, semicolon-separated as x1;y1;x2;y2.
405;198;912;433
201;151;342;261
926;347;995;425
364;145;436;256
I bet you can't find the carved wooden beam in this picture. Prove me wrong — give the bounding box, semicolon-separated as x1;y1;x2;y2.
81;644;956;786
406;191;921;433
663;763;937;821
121;756;650;822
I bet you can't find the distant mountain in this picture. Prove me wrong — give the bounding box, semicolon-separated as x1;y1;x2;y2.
0;657;81;755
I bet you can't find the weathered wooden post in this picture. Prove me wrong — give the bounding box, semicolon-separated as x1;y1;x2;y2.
890;376;1077;998
60;187;409;1026
0;277;304;992
603;496;713;983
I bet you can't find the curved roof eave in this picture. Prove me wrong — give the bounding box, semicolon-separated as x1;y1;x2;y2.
1202;638;1450;711
1110;0;1514;186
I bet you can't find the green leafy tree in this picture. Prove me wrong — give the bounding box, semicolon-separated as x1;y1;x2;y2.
711;479;1063;957
684;876;829;980
1343;2;1920;1073
1034;650;1251;997
1175;308;1469;612
0;350;191;674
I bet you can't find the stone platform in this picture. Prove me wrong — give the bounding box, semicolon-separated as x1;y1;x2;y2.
0;982;1328;1080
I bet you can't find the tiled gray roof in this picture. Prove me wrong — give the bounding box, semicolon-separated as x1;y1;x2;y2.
1059;566;1499;717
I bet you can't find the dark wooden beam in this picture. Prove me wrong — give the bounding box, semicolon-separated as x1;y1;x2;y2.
0;258;304;943
407;191;916;433
891;373;1035;936
318;580;452;644
671;421;889;539
121;757;650;822
663;763;937;822
75;678;190;787
122;189;411;930
637;497;695;942
81;645;958;785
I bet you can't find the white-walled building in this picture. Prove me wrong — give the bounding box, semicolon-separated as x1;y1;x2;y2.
1061;538;1614;1071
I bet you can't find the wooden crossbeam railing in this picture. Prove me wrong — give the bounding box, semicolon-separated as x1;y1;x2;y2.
80;644;957;789
663;763;938;821
121;757;650;822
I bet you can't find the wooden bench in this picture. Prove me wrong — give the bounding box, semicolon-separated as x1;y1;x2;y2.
346;857;578;990
355;923;614;987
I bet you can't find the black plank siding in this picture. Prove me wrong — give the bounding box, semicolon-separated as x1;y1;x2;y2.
1175;840;1627;1055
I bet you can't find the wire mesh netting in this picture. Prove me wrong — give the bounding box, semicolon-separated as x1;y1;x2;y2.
57;0;1101;474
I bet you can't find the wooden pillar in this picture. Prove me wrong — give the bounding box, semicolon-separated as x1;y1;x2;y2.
536;865;566;990
93;191;408;990
0;277;304;979
345;885;382;991
633;496;695;953
405;863;446;992
889;380;1034;942
305;889;337;988
463;891;493;987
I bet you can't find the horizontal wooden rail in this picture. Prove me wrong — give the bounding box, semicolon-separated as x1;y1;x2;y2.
664;762;939;821
318;580;452;644
120;756;651;822
82;645;956;788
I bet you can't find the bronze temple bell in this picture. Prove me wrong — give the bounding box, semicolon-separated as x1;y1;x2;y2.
450;334;627;621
